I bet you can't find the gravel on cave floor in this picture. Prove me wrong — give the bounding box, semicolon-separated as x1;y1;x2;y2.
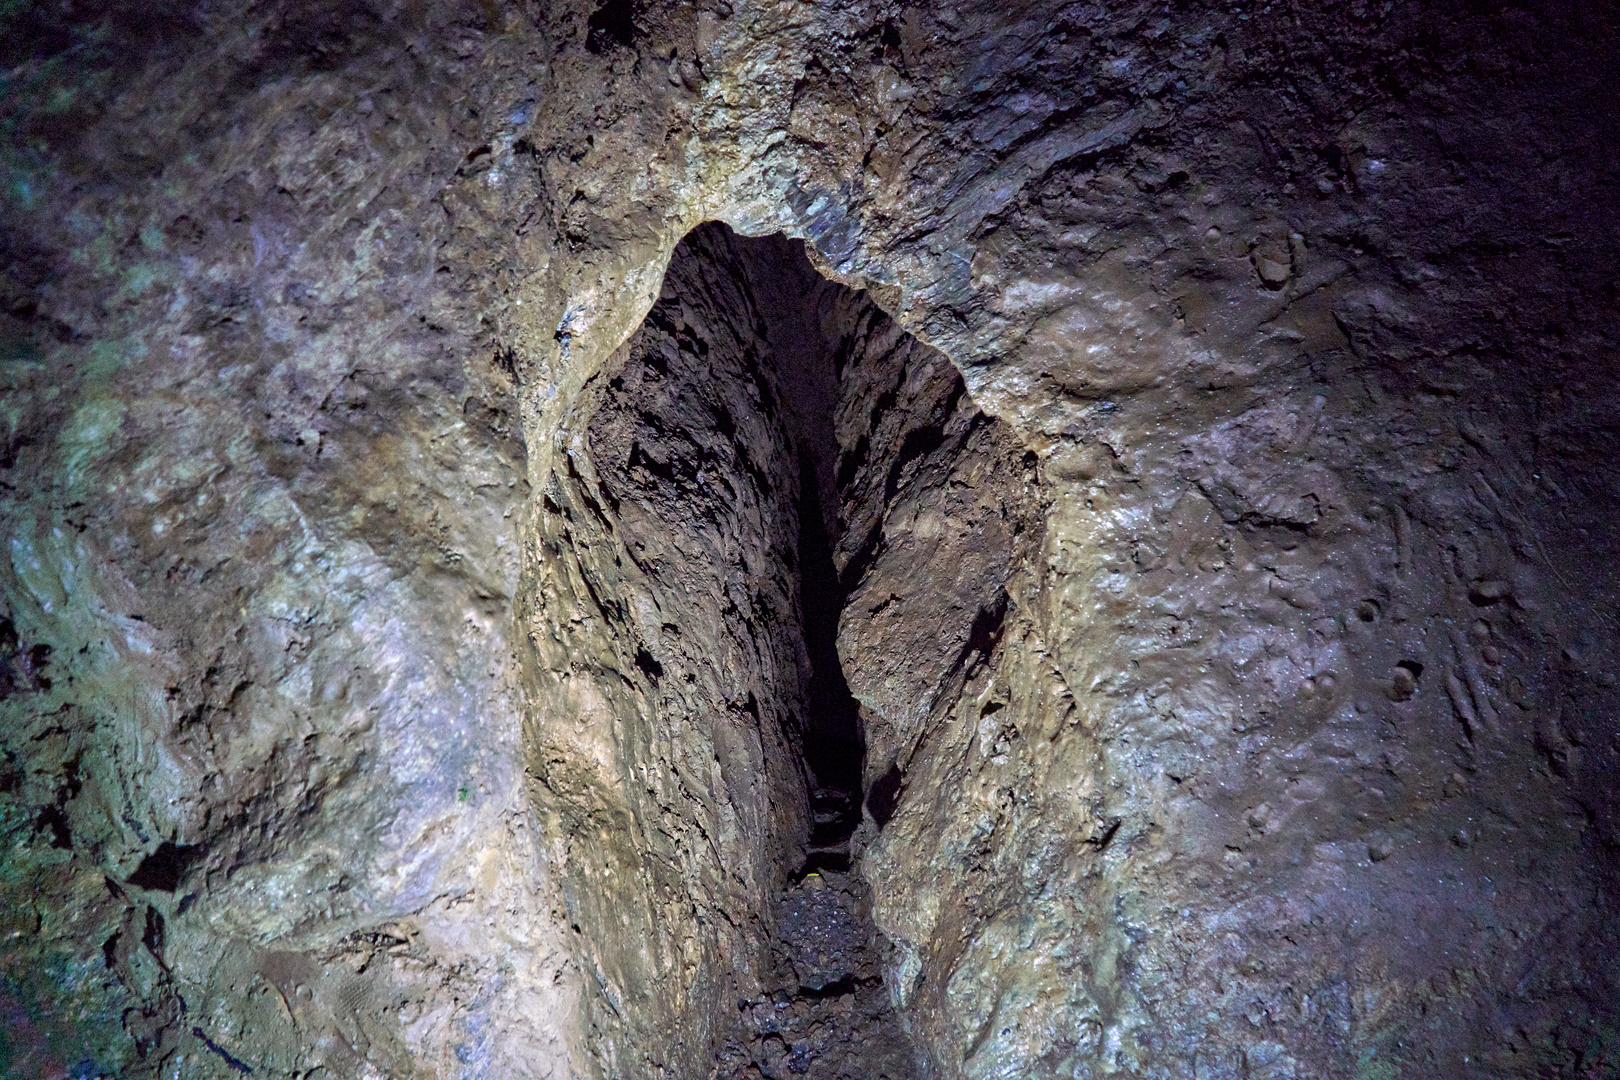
716;868;922;1080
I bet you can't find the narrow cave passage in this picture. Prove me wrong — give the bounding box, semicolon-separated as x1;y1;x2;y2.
558;222;930;1079
795;445;865;874
700;230;921;1079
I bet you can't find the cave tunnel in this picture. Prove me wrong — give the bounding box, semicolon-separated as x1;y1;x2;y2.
6;1;1620;1076
537;221;1015;1079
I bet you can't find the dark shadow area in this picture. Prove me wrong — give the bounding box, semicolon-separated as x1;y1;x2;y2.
722;230;926;1080
594;222;923;1080
571;221;931;1079
796;448;865;859
864;761;903;829
126;842;203;893
586;0;638;52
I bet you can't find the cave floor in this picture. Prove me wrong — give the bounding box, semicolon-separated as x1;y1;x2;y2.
717;854;922;1080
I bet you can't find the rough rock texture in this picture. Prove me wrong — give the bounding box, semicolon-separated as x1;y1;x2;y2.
2;0;1619;1078
527;224;816;1079
530;222;932;1079
719;866;920;1080
0;6;563;1076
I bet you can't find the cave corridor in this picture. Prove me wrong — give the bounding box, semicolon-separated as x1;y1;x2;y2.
548;223;972;1078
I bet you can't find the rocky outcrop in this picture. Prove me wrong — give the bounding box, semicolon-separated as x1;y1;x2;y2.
1;0;1618;1077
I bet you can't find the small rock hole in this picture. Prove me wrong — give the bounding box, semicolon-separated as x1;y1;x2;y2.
865;763;904;828
587;0;637;52
127;842;203;892
35;804;71;849
634;647;664;684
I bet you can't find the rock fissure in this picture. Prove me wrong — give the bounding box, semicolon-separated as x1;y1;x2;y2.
541;222;955;1079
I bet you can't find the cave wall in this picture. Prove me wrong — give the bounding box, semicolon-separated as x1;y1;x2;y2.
0;0;1617;1077
0;5;571;1076
524;223;817;1078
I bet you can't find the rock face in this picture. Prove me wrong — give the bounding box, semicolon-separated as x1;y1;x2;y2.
527;225;818;1079
2;1;1619;1078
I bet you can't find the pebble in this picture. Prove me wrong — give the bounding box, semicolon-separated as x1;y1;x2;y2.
1252;248;1290;286
1390;664;1420;701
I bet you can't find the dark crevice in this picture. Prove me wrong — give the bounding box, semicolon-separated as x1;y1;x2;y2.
948;589;1010;683
794;974;882;1000
191;1026;253;1075
634;647;663;685
586;0;637;53
35;804;72;849
127;842;203;893
585;224;926;1079
795;848;851;876
796;447;865;828
143;906;165;961
694;228;923;1079
864;762;904;829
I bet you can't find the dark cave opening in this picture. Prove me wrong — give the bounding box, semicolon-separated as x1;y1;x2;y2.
571;222;927;1078
716;232;923;1079
696;228;875;870
576;221;877;863
795;446;864;875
